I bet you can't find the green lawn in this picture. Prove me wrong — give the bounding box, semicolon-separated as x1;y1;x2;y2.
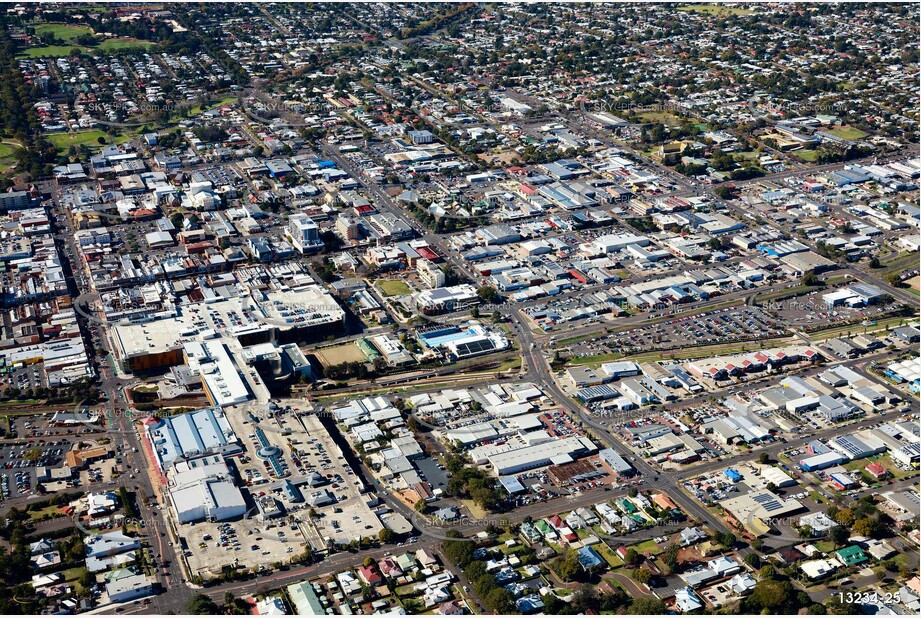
24;23;156;56
595;542;624;568
825;126;868;141
18;45;84;58
677;4;755;16
98;38;156;52
844;454;918;481
495;357;522;372
566;336;794;367
47;130;121;153
814;540;836;553
791;149;820;162
376;279;412;296
806;315;914;341
637;111;683;126
633;539;663;555
0;142;18;173
34;23;93;42
880;252;918;277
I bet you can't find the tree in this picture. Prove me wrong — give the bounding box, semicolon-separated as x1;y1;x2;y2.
801;270;821;286
661;544;680;571
825;596;861;615
714;185;736;199
623;547;642;567
758;452;771;464
885;272;904;287
628;597;667;614
464;560;487;582
745;579;794;613
828;525;849;547
568;585;599;612
553;547;583;581
832;508;855;527
714;531;736;549
484;588;514;613
78;569;95;589
631;567;652;584
476;285;499;304
852;517;884;539
378;528;394;544
186;594;220;614
744;553;761;569
441;537;474;568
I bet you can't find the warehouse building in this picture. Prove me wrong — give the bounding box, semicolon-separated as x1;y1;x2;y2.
799;451;846;471
720;490;805;536
168;454;247;524
488;436;598;476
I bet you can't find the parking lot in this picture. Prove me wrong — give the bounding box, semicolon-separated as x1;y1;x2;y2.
1;364;47;392
176;406;386;556
0;437;71;500
569;306;788;358
182;514;312;578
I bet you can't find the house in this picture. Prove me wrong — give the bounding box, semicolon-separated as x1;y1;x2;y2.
729;572;757;595
577;546;605;572
680;527;707;546
865;462;890;480
30;551;61;569
801;559;838;580
423;585;452;608
357;565;383;586
29;539;54;555
415;548;438;567
437;601;464;615
516;594;545;614
256;596;288;616
674;587;703;612
378;558;403;579
835;546;868;567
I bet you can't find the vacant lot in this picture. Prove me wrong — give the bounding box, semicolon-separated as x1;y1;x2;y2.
313;342;369;367
791;149;820;162
636;111;684;126
825;125;868;141
376;279;412;296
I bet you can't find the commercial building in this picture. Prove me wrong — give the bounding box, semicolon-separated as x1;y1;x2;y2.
417;258;446;289
287;214;324;253
415;285;480;315
719;490;805;536
168;454;247;524
105;570;155;603
145;407;240;468
111;287;345;372
487;436;597;475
